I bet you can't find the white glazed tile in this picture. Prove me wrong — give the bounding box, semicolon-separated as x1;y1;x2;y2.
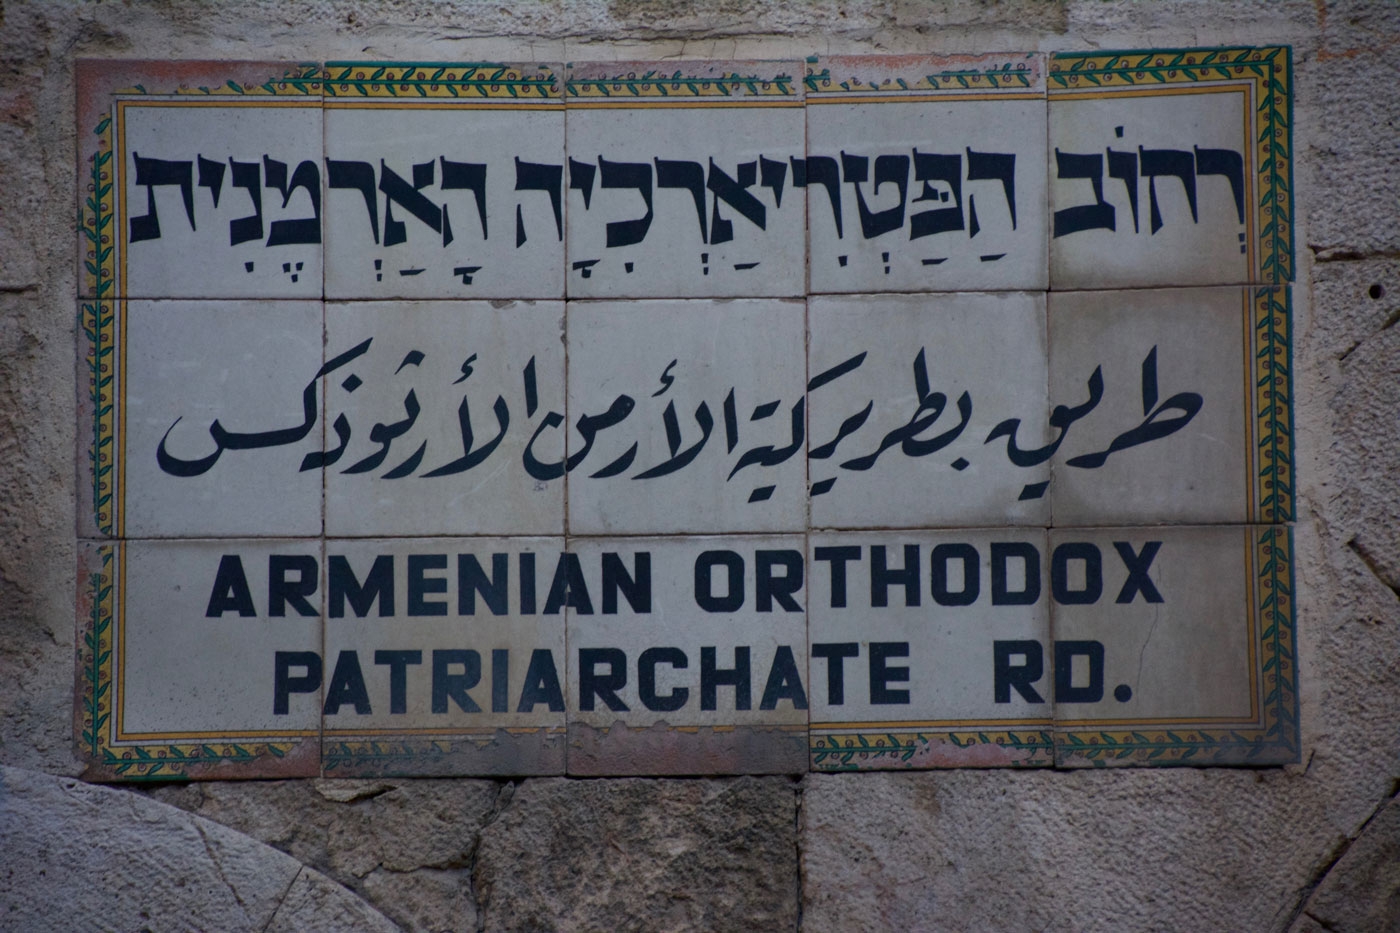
320;537;566;776
808;528;1053;769
119;300;324;538
808;292;1050;529
322;301;565;537
565;299;807;535
1048;287;1250;525
117;539;325;738
565;535;808;775
1051;525;1298;766
565;61;805;298
1048;83;1255;289
324;64;565;299
76;540;323;780
116;92;324;299
77;61;326;301
1050;527;1248;725
805;54;1047;293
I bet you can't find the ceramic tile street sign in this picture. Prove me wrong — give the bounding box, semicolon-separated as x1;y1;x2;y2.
1048;286;1293;526
75;50;1297;779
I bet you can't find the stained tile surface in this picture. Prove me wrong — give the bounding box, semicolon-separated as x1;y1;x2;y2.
1048;286;1264;525
113;300;324;539
808;529;1053;770
565;536;809;775
1051;524;1297;766
320;537;566;776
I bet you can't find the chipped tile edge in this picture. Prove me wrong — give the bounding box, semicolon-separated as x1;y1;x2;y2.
805;51;1045;98
809;724;1054;771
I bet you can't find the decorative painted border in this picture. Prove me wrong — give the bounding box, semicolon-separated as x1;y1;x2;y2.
324;738;453;772
1049;46;1294;284
113;64;322;98
80;300;117;538
78;63;323;535
566;66;797;99
323;730;567;776
77;62;321;301
76;544;303;780
324;62;560;99
78;116;116;301
77;547;114;766
1054;525;1298;766
804;53;1040;94
1252;287;1294;523
811;728;1054;771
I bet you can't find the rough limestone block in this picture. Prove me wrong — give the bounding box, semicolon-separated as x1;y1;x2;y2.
801;771;1059;931
802;767;1388;933
1289;795;1400;932
1308;258;1399;363
146;777;502;932
1303;4;1400;259
1327;323;1400;593
0;764;398;933
474;776;799;932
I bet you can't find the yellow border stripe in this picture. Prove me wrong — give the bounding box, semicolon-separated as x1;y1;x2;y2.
809;92;1043;104
324;727;566;737
325;100;561;110
1049;82;1252;100
566;99;803;109
811;719;1052;730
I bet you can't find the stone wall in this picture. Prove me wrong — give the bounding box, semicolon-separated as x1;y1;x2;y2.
1;1;1397;930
